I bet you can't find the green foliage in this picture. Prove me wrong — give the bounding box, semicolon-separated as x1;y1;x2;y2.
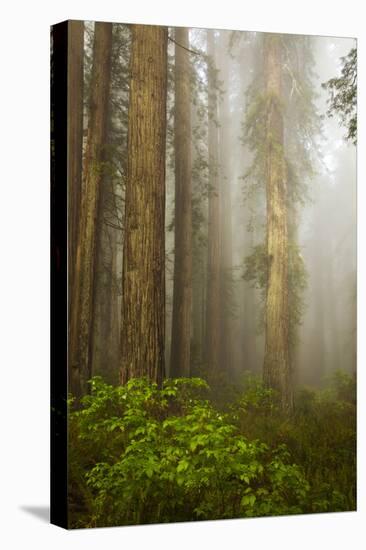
243;241;308;343
69;376;315;527
69;373;355;527
241;91;285;206
282;35;321;205
288;242;308;347
240;36;320;345
243;243;267;291
234;371;356;514
322;48;357;144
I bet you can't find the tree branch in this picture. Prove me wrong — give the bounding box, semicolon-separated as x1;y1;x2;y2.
168;35;204;57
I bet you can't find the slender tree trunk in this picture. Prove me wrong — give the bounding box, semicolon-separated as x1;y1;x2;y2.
170;28;192;378
109;228;120;366
218;33;234;373
69;22;113;399
287;206;299;384
192;252;205;367
262;34;292;411
312;252;326;383
206;30;221;375
191;104;204;369
67;21;84;398
243;224;258;372
301;198;326;386
326;238;341;371
90;171;120;384
120;25;168;385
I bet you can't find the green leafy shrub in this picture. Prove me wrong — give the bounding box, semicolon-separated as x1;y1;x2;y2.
69;376;310;527
233;371;356;514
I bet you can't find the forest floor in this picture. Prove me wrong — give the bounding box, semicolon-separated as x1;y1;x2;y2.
68;370;356;528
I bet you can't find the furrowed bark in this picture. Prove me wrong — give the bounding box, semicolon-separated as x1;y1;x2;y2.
120;25;168;385
69;22;113;399
67;20;84;398
262;34;293;411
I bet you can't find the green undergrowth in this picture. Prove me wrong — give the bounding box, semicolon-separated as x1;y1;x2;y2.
68;371;356;528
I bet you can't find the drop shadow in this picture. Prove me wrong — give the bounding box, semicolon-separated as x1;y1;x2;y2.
20;505;50;523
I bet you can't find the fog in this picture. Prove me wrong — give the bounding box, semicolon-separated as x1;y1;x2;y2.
164;29;356;387
79;24;356;390
60;22;357;528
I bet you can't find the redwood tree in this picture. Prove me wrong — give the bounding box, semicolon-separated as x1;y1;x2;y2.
69;22;113;399
120;25;168;385
67;21;84;398
217;31;234;374
170;28;193;378
205;29;221;375
262;34;292;411
67;21;84;298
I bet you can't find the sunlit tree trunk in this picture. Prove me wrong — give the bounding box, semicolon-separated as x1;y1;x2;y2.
69;22;113;399
120;25;168;385
205;30;221;375
262;34;293;411
170;28;192;378
67;20;84;398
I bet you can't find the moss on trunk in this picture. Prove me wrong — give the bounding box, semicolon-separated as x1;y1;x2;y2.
262;34;293;411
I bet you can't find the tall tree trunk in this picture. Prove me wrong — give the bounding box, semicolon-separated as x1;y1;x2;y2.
109;228;120;367
311;250;326;383
243;224;258;372
69;22;113;399
191;104;204;370
326;238;341;372
262;34;292;411
90;169;120;384
205;30;221;375
170;28;192;378
218;33;234;374
192;252;205;368
287;205;299;384
120;25;168;385
67;21;84;398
